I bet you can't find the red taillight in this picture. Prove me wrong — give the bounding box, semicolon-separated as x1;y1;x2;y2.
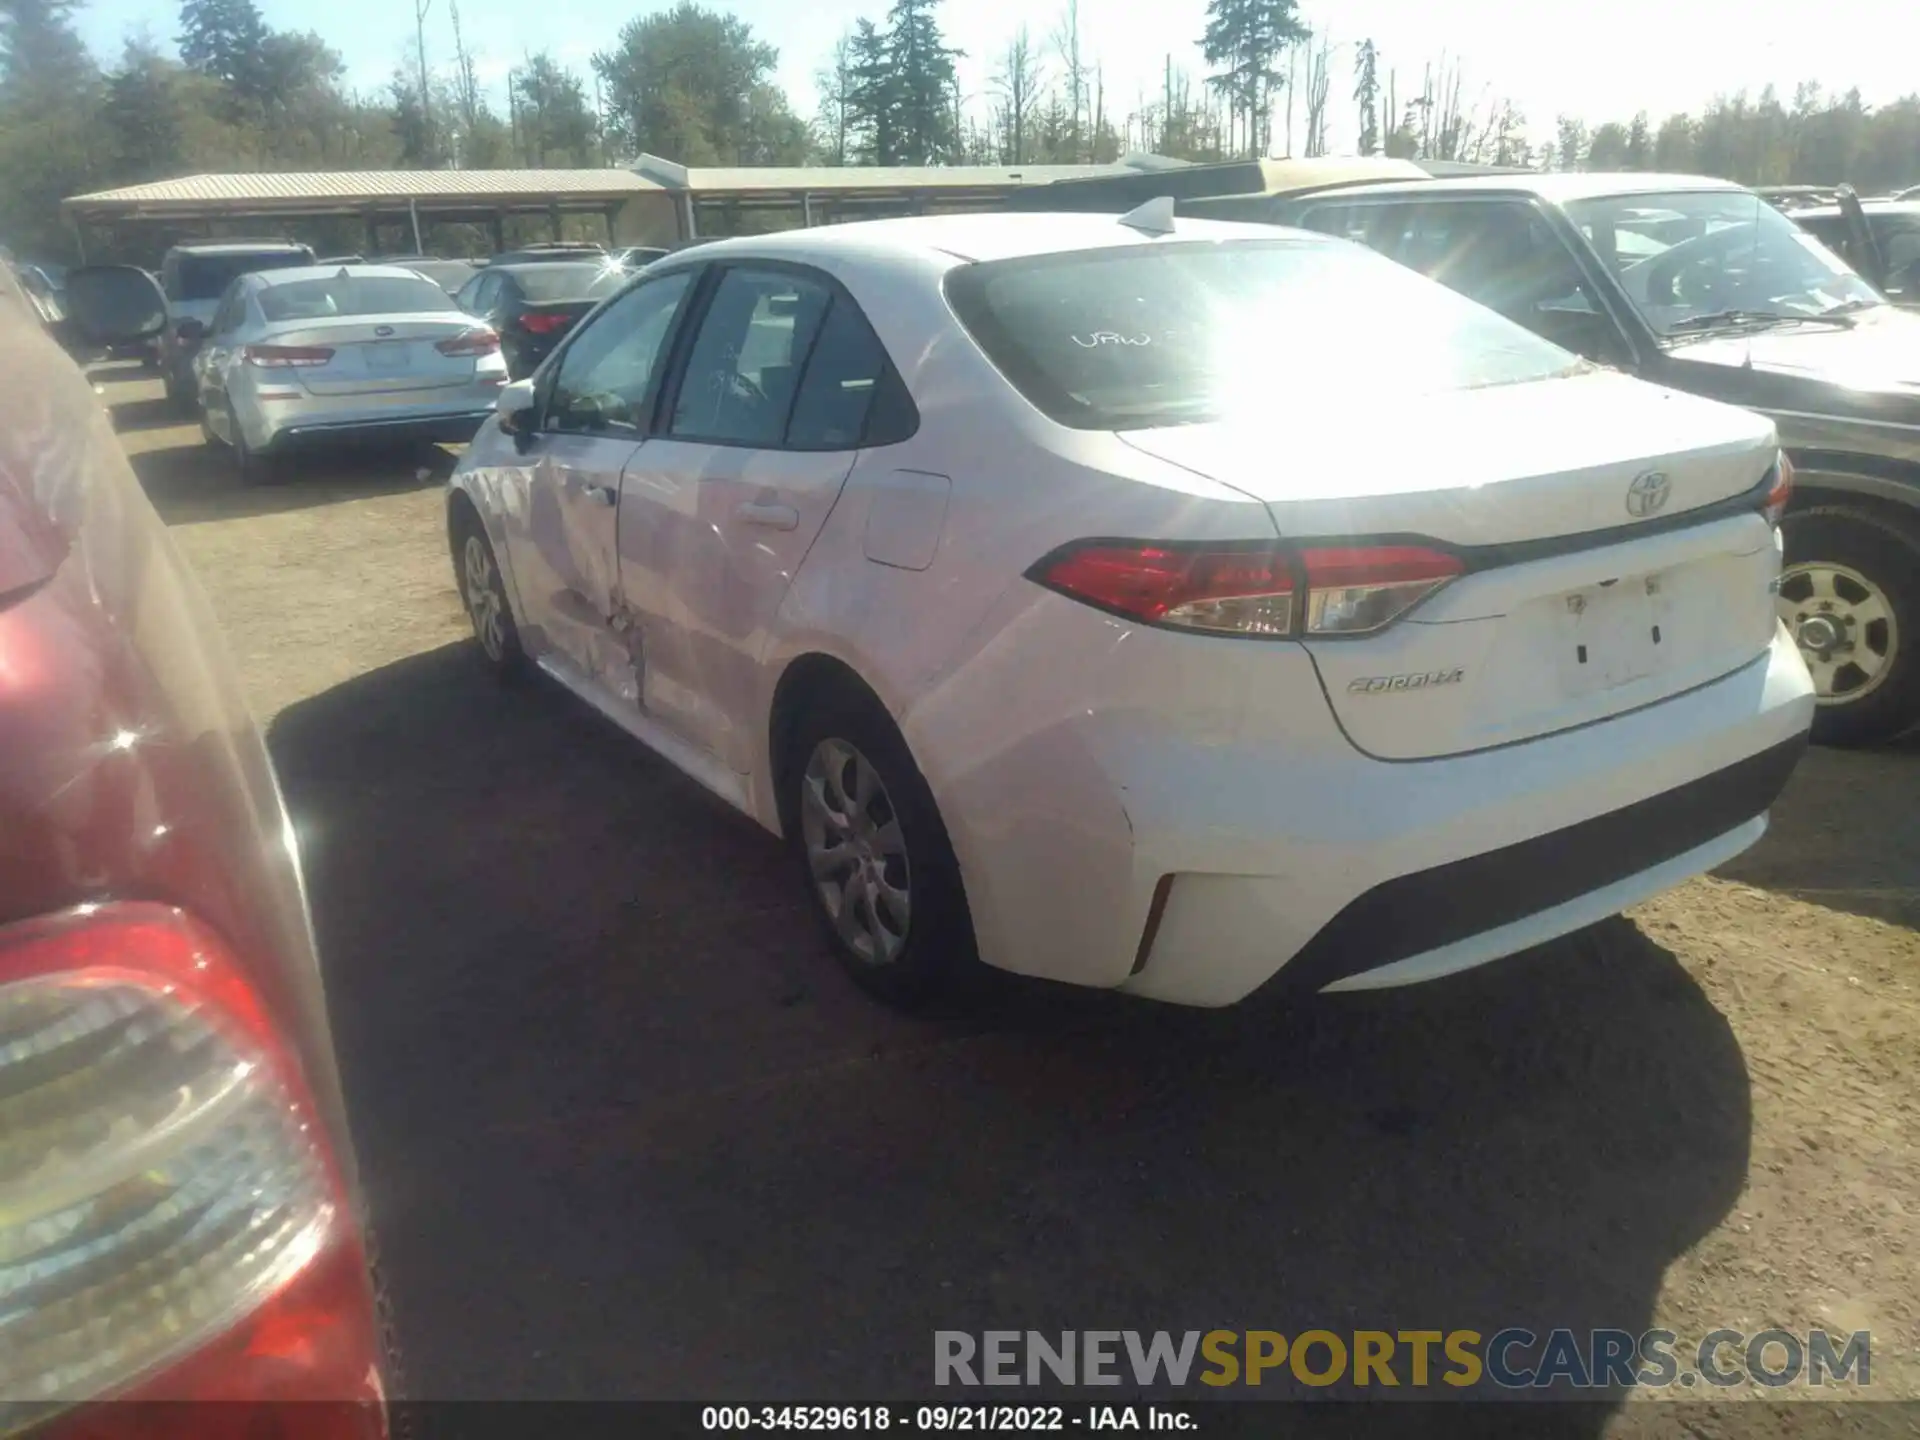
516;312;572;335
0;904;384;1436
1765;452;1794;526
1034;542;1298;635
1031;541;1462;638
244;344;334;368
436;327;500;357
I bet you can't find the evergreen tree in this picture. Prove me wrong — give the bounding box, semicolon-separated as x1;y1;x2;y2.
103;34;186;181
883;0;960;164
178;0;268;100
845;17;898;164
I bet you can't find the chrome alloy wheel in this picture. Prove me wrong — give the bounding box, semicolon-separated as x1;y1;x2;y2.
801;738;911;965
1777;561;1899;706
462;534;508;661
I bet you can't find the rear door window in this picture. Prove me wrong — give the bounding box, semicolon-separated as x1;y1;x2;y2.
667;268;833;447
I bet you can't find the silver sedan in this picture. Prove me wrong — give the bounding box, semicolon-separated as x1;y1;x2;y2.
193;264;509;483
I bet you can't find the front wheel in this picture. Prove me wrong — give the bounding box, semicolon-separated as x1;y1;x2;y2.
452;507;524;674
1778;506;1920;746
789;695;975;1008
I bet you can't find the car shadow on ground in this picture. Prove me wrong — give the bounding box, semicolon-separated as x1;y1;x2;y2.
104;392;189;434
128;440;457;525
1717;735;1920;932
271;643;1753;1425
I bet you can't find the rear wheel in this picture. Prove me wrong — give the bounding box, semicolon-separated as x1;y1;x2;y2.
788;692;975;1008
230;419;279;487
1778;505;1920;746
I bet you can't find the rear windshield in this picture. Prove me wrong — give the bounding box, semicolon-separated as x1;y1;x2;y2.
169;251;312;302
259;275;458;322
511;264;611;301
943;238;1583;430
402;260;477;290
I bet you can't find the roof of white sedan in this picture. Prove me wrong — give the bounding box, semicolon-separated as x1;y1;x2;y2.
672;211;1317;266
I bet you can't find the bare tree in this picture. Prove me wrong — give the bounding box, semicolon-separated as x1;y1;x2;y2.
447;0;481;135
1051;0;1084;162
991;25;1044;164
1301;30;1332;157
413;0;433;159
814;31;855;165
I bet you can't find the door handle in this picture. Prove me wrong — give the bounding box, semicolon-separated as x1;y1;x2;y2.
735;501;799;531
580;483;617;507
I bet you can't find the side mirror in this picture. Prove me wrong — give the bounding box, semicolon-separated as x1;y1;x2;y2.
496;378;537;437
63;265;170;345
175;317;207;343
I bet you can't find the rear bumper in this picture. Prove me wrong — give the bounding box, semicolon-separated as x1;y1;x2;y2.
921;602;1815;1008
257;410;494;453
1122;629;1814;1005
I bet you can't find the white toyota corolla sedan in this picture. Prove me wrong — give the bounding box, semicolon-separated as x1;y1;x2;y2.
446;209;1815;1008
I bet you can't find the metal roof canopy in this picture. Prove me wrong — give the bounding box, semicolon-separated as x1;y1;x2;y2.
63;157;1189;228
632;152;1176;211
62;169;661;224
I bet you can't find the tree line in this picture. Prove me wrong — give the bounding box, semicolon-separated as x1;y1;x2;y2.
2;0;1917;265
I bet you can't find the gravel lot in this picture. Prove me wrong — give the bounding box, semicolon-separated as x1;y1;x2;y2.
102;364;1920;1427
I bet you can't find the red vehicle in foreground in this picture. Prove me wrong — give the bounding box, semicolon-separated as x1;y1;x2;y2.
1;270;387;1435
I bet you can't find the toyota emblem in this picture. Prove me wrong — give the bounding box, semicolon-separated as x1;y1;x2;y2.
1625;470;1671;518
374;324;395;337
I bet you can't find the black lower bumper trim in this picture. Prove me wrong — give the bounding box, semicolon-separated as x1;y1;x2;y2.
1268;732;1809;995
264;413;492;452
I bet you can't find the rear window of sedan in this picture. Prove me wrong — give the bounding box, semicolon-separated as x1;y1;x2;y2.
259;275;458;322
943;237;1584;430
510;264;613;301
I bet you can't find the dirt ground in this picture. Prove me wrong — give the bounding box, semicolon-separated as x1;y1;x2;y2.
101;364;1919;1428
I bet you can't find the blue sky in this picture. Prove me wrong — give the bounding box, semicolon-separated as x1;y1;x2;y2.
75;0;1913;154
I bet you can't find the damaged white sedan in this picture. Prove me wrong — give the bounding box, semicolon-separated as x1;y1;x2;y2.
446;208;1814;1008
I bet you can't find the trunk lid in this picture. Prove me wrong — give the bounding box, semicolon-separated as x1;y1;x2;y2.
262;315;488;396
1118;371;1785;760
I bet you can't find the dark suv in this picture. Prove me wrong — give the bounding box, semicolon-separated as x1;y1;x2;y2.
1015;165;1920;746
158;240;315;409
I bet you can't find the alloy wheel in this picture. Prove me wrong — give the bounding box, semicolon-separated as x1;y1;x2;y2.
462;534;508;661
801;738;912;966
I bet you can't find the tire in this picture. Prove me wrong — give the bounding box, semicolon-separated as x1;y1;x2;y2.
231;420;279;487
1779;505;1920;747
787;691;976;1008
451;505;525;675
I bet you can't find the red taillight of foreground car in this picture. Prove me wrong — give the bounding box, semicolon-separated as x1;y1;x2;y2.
515;312;573;335
435;327;501;357
244;345;335;368
1764;452;1794;527
0;904;385;1440
1030;540;1463;638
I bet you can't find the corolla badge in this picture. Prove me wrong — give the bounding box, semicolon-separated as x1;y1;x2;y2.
375;324;395;337
1625;470;1671;518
